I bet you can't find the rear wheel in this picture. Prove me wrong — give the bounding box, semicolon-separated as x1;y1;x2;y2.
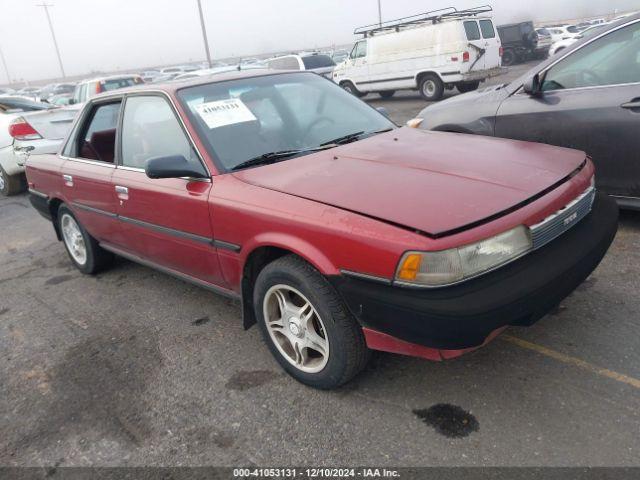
378;90;396;99
254;255;370;389
418;74;444;101
58;204;113;274
0;167;26;196
457;81;480;93
341;81;366;98
501;48;517;66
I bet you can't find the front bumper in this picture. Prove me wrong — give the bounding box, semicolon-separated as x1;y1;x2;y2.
329;193;618;351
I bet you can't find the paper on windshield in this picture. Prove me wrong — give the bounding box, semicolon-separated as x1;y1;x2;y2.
194;98;257;129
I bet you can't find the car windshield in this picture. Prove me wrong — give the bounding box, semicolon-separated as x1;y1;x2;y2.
301;55;336;69
177;72;394;172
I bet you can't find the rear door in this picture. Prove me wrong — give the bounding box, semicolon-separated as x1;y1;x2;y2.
479;19;501;69
60;100;120;241
111;93;226;286
495;19;640;199
463;20;486;71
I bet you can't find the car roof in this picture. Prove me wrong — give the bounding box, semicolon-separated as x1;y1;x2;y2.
80;74;142;84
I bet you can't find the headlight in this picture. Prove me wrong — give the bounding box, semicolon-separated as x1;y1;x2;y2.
395;226;532;287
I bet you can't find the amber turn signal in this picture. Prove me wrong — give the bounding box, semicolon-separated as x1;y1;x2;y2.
397;253;422;280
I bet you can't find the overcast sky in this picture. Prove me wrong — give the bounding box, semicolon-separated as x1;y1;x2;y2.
0;0;638;84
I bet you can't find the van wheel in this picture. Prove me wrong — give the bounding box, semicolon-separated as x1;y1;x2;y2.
254;255;370;390
57;204;113;274
457;81;480;93
379;90;395;99
341;81;366;98
0;167;26;196
501;49;517;66
418;74;444;101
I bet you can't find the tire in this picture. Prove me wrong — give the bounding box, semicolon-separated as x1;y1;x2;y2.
254;255;370;389
457;81;480;93
418;74;444;101
57;204;113;274
378;90;396;99
0;166;26;196
341;81;366;98
501;49;517;66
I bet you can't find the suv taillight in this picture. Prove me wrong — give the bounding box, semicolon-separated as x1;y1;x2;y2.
8;117;42;141
462;51;470;62
95;82;104;94
499;47;504;57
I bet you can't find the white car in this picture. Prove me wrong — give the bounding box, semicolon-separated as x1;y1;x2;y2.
333;6;503;101
172;66;240;81
266;53;336;79
542;25;581;43
0;98;78;195
549;23;610;56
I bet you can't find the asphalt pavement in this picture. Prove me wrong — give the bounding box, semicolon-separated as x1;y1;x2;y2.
1;60;639;468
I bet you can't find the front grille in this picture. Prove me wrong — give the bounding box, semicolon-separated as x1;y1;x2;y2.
530;187;596;250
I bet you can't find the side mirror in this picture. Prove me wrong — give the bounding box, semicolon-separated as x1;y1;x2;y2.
376;107;391;119
145;155;208;180
523;74;542;96
68;98;76;105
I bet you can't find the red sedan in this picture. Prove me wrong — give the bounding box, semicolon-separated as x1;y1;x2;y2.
25;70;618;389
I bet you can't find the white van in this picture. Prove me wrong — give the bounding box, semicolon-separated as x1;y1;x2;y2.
333;6;504;101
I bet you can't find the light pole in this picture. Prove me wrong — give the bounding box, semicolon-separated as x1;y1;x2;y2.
36;3;66;78
377;0;383;27
196;0;213;68
0;44;10;84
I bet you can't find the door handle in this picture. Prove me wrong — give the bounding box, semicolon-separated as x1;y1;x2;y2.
115;185;129;200
63;174;73;187
621;98;640;110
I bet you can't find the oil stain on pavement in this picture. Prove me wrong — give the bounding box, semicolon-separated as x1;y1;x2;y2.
225;370;280;391
413;404;479;438
45;275;74;286
192;316;211;326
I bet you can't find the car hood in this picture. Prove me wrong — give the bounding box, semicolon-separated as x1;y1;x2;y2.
233;128;586;237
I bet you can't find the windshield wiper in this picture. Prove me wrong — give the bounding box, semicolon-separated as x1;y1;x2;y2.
320;128;394;147
231;146;335;171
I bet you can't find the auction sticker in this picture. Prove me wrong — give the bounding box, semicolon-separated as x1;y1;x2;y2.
195;98;257;129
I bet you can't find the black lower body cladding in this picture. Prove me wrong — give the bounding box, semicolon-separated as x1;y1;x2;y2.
329;193;619;351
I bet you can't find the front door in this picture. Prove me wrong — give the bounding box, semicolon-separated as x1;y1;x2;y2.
112;94;227;287
495;19;640;199
347;40;370;89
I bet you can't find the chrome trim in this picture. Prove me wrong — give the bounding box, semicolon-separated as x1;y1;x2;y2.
119;215;213;245
28;188;48;199
99;242;239;300
60;155;116;168
71;202;117;218
117;165;144;173
213;240;242;253
114;185;129;195
340;270;392;285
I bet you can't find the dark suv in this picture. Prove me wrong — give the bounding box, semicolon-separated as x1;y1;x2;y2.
497;21;541;66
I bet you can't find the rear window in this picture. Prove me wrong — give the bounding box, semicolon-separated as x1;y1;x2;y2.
101;77;142;91
301;55;336;69
268;57;301;70
464;21;481;41
479;20;496;39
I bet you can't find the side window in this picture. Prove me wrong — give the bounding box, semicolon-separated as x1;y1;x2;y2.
464;21;481;41
542;21;640;91
351;41;367;59
121;96;204;173
75;102;121;163
479;20;496;39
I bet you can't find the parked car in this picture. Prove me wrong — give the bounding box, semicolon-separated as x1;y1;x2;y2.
173;66;241;81
410;14;640;209
25;69;617;389
543;25;582;42
266;53;335;79
0;97;64;195
333;6;503;101
49;93;74;106
70;75;144;105
15;86;41;100
39;83;76;102
140;70;162;83
497;21;544;65
548;23;610;56
331;49;350;64
151;73;181;83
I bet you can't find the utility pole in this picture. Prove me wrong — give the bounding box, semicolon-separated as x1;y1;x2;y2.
0;45;10;84
36;3;66;78
377;0;383;27
196;0;213;68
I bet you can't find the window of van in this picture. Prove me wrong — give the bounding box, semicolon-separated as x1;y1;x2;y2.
479;20;496;39
464;21;481;41
351;41;367;59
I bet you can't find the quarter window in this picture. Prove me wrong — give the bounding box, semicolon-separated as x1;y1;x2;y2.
74;102;121;163
464;21;481;41
479;20;496;39
542;21;640;91
121;96;203;173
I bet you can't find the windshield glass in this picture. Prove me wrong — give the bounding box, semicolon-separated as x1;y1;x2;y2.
177;72;394;172
301;55;336;69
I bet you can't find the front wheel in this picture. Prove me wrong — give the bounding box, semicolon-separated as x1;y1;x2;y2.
58;205;113;274
418;74;444;101
341;81;366;98
254;255;370;389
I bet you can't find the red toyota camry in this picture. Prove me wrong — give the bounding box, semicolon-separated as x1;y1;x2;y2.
25;70;618;389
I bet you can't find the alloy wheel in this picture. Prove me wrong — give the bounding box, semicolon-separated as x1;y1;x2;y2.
61;213;87;265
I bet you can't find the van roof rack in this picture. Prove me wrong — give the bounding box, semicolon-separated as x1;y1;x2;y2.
354;5;493;37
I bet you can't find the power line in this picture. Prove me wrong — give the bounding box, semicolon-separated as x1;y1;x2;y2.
377;0;383;27
36;2;66;78
196;0;212;68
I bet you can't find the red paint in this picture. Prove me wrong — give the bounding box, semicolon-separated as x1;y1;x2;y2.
25;73;595;361
363;326;507;361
